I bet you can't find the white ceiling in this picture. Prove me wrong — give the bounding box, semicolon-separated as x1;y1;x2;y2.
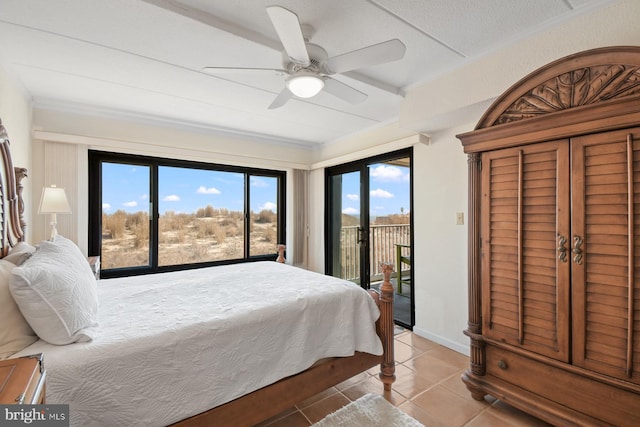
0;0;614;148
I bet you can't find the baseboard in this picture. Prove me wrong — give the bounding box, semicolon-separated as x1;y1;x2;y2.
412;326;470;357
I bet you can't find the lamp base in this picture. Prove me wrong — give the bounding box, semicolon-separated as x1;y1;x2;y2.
49;213;58;241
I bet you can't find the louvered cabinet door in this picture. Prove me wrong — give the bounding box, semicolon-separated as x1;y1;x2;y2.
481;141;571;361
571;127;640;385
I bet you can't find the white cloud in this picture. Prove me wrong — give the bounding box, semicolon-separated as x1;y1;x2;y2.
342;207;359;215
197;185;221;195
346;193;359;201
163;195;180;202
122;201;137;207
140;194;148;200
102;203;111;211
370;165;406;182
260;202;277;212
251;178;269;188
370;188;394;198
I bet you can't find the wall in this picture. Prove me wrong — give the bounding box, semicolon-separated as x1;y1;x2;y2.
31;107;314;255
308;0;640;354
24;0;640;354
0;65;32;240
401;0;640;133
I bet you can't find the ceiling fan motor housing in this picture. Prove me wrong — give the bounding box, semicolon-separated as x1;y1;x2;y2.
284;43;329;74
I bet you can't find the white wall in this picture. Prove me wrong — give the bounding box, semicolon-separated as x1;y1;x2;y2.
307;0;640;355
411;126;471;353
30;108;314;254
401;0;640;133
19;0;640;355
0;65;33;241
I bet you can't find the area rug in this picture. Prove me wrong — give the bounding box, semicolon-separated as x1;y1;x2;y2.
312;393;424;427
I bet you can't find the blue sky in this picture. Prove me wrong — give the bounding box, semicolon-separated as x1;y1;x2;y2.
340;163;411;218
101;163;277;215
102;162;409;217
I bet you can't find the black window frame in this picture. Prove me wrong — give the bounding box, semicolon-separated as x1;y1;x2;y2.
88;150;286;279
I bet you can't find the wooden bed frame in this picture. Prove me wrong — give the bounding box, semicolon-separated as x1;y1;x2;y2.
173;263;396;427
0;118;396;426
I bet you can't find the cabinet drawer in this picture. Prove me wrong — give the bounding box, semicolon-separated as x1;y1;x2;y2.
486;345;640;426
0;354;46;404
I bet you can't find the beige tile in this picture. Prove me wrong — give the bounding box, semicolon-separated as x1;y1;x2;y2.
404;351;465;384
398;400;449;427
260;332;549;427
396;332;440;353
412;384;489;426
299;392;350;424
440;369;472;399
395;339;423;363
342;377;407;407
255;406;300;426
260;410;311;427
295;387;339;409
487;400;552;426
425;345;470;370
391;363;439;399
465;409;515;427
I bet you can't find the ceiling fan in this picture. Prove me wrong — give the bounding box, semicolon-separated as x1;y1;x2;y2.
203;6;406;109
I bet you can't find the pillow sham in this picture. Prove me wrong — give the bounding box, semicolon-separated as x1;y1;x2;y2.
0;259;38;359
5;241;36;265
10;235;98;345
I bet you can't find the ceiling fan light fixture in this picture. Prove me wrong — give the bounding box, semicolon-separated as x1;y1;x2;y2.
286;71;324;98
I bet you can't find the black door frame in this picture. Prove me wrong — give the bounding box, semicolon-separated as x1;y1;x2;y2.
324;147;414;329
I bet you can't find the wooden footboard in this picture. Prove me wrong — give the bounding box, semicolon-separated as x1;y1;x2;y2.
172;264;396;427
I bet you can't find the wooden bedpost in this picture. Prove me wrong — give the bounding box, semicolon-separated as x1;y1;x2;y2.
377;262;396;391
14;167;27;241
276;244;286;263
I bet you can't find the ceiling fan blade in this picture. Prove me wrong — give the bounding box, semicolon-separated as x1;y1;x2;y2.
268;88;293;109
203;66;286;75
326;39;406;74
322;78;367;104
266;6;310;66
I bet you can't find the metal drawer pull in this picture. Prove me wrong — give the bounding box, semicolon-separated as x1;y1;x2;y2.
498;360;508;370
557;234;568;262
573;235;583;265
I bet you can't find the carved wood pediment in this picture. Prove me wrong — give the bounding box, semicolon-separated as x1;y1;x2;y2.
470;47;640;131
496;64;640;125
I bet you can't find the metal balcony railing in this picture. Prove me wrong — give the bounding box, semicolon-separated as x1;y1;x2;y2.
339;224;410;282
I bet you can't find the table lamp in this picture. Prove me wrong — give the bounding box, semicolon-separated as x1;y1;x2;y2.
38;185;71;240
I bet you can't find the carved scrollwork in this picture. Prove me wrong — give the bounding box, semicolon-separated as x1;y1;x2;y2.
496;65;640;125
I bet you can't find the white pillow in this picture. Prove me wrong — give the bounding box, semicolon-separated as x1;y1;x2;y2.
10;235;98;345
0;259;38;359
4;241;37;266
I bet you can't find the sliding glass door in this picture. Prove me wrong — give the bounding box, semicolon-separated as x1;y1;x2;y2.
328;170;364;284
326;148;413;328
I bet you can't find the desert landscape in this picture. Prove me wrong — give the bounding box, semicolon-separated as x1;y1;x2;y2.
101;205;278;269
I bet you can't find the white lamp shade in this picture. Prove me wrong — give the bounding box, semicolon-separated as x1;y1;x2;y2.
38;186;71;214
286;72;324;98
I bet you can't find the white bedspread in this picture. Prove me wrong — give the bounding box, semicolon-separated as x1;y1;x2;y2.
15;262;382;426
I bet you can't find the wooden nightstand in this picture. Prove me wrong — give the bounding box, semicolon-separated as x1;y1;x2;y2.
0;354;46;404
87;256;100;279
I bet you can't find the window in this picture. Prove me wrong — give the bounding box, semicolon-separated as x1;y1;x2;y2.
89;151;286;278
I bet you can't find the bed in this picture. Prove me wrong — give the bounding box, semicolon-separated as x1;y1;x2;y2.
0;118;396;426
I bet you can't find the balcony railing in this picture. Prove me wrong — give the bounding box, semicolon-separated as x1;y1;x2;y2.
339;224;410;282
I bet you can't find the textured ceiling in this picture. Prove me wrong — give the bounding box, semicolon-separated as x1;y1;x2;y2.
0;0;614;147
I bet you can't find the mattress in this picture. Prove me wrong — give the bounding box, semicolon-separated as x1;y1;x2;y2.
14;261;382;426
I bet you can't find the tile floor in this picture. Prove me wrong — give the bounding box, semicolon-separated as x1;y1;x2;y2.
257;331;551;426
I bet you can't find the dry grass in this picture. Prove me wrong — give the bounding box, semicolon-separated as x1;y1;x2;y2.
101;208;277;270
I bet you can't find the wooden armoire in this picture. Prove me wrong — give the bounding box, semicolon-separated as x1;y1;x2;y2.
457;46;640;426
